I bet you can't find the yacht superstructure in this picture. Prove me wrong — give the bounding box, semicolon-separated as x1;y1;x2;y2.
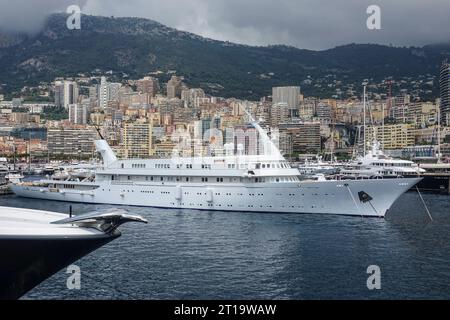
11;122;421;217
340;142;426;178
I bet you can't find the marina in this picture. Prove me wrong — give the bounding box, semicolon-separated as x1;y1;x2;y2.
0;0;449;306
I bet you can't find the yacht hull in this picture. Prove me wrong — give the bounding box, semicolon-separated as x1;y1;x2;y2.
0;233;119;300
11;178;422;217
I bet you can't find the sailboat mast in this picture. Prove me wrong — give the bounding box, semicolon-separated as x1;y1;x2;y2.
363;84;367;157
382;102;385;152
28;131;31;172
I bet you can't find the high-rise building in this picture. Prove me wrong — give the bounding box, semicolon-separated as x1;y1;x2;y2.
99;77;122;109
440;60;450;126
181;88;205;107
406;102;438;126
122;123;153;159
68;103;89;125
47;127;96;159
99;77;109;109
137;77;160;97
194;118;212;140
279;122;321;155
108;83;122;105
64;81;79;109
270;103;290;128
315;103;332;123
54;81;64;108
54;80;79;109
366;124;414;150
89;85;99;107
167;76;183;99
272;86;301;109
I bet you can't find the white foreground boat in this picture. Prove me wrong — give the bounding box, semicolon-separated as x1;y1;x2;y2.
11;121;421;218
0;206;147;299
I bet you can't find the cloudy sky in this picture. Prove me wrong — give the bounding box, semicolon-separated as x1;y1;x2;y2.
0;0;449;50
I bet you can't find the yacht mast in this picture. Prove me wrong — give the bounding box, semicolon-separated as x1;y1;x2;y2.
382;102;385;152
437;104;442;163
363;84;367;157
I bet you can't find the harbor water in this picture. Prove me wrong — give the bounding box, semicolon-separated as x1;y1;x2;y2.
1;192;449;300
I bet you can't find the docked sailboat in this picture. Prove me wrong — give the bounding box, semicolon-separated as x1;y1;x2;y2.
11;120;422;218
0;206;147;299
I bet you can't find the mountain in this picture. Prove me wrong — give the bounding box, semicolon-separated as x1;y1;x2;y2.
0;13;449;100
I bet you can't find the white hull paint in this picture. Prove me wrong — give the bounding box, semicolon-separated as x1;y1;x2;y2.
11;178;420;217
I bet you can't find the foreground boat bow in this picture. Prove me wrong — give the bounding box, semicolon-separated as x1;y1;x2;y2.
0;207;147;300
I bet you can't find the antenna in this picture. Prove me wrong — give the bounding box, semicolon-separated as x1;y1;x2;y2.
94;125;104;140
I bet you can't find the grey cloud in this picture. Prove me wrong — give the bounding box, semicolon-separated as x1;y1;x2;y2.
1;0;449;49
0;0;87;34
83;0;450;49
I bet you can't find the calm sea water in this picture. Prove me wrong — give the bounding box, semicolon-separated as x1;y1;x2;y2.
1;192;449;300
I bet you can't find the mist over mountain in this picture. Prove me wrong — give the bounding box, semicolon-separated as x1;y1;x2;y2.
0;13;449;100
